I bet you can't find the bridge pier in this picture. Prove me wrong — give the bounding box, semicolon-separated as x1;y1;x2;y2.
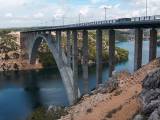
134;29;143;71
96;29;102;86
149;28;157;62
82;30;89;94
56;31;62;58
72;30;78;102
109;29;115;77
67;31;71;67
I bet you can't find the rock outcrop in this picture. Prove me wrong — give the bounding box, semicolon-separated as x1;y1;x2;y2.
91;71;119;95
134;68;160;120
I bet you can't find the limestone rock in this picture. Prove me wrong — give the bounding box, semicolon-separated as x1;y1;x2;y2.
142;68;160;89
140;89;160;105
138;68;160;120
91;74;119;95
133;114;144;120
142;100;160;115
148;109;160;120
102;76;119;93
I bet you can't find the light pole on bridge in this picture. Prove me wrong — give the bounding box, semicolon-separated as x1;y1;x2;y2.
62;15;65;25
104;7;107;20
79;13;81;23
102;6;112;21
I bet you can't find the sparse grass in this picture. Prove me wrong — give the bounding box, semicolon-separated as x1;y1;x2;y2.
114;89;123;96
86;108;92;113
105;105;123;118
27;106;68;120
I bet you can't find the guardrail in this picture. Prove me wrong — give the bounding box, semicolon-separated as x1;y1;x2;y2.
21;15;160;32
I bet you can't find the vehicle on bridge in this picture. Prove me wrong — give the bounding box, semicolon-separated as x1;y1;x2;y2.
116;18;131;23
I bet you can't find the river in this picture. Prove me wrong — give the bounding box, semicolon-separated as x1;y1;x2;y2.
0;41;159;120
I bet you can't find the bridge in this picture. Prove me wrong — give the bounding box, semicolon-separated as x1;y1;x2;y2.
19;15;160;105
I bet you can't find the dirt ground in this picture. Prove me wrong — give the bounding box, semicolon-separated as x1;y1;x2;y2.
60;58;160;120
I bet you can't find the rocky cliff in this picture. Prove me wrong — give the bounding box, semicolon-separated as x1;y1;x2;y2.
134;68;160;120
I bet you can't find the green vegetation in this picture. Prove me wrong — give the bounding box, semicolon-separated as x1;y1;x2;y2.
0;30;19;53
38;30;129;68
38;42;57;68
157;35;160;40
27;107;68;120
115;47;129;63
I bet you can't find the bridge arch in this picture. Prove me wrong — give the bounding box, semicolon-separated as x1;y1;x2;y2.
29;33;78;105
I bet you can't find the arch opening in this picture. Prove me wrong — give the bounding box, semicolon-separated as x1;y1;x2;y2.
29;33;78;105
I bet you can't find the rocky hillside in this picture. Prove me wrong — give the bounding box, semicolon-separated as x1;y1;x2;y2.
134;68;160;120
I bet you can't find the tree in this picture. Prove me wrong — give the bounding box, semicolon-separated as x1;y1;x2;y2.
38;40;56;68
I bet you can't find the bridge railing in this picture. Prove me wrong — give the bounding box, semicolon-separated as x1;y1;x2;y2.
21;15;160;32
60;15;160;28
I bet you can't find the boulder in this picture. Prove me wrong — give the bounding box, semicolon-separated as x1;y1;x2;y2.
157;106;160;116
142;100;160;115
133;114;144;120
140;89;160;105
138;67;160;120
92;73;119;94
142;68;160;89
103;75;119;93
148;109;160;120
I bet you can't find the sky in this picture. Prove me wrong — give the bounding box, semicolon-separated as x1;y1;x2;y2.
0;0;160;28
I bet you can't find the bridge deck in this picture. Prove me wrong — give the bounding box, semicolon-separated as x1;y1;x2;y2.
21;20;160;32
1;16;160;32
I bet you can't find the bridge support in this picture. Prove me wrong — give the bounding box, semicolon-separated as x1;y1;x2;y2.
149;28;157;62
134;29;143;71
96;29;102;86
109;29;115;77
72;30;78;102
67;31;71;67
82;30;89;94
56;31;62;58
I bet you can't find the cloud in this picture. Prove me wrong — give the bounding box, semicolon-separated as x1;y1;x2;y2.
79;7;89;16
0;0;160;28
33;12;44;18
54;9;65;18
5;13;13;18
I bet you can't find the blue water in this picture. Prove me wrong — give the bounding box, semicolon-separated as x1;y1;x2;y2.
0;41;160;120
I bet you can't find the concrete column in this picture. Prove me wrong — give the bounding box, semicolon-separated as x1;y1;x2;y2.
96;29;102;86
56;31;62;57
82;30;89;94
67;31;71;67
134;29;143;71
149;28;157;62
72;30;78;102
20;32;25;60
56;31;59;42
109;29;115;77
